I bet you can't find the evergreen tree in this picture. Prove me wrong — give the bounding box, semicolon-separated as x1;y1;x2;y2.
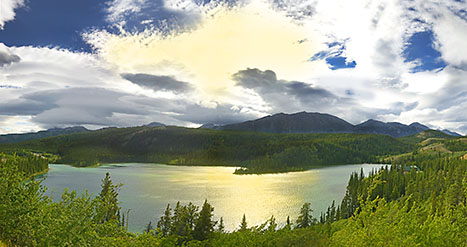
145;221;153;234
284;216;292;230
97;172;122;223
267;215;277;232
193;200;216;241
185;202;199;231
217;217;225;233
172;201;189;236
296;202;314;228
239;214;248;231
157;204;172;237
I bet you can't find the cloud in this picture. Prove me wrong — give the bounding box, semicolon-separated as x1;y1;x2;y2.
84;1;319;98
2;87;145;126
0;98;55;116
121;73;192;93
0;0;24;29
0;43;20;66
2;0;467;135
105;0;148;23
232;68;347;113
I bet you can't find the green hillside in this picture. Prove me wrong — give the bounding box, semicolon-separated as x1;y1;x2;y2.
386;130;467;163
0;126;413;174
2;141;467;246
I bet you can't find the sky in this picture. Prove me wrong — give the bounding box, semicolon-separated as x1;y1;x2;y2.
0;0;466;134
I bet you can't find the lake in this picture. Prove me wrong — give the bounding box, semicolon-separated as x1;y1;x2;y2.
40;163;385;232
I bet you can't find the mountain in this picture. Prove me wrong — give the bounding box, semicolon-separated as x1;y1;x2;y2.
440;129;462;137
353;120;430;138
219;112;354;134
200;112;459;138
0;126;89;144
207;112;433;137
144;122;166;127
199;123;221;129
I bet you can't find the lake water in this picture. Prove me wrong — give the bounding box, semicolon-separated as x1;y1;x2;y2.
40;163;384;232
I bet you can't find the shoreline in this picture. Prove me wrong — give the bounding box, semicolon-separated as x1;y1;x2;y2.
50;162;389;175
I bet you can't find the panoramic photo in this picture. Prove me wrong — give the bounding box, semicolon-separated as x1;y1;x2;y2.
1;0;467;246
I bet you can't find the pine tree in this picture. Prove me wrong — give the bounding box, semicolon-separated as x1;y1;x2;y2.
284;216;292;230
157;204;172;237
267;215;277;232
97;172;122;223
145;221;153;233
296;202;314;228
239;214;248;231
172;201;188;236
185;202;199;231
193;200;216;241
217;217;225;233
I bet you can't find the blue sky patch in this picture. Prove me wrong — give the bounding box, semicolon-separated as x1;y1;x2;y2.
0;0;111;52
403;30;447;72
0;0;202;52
311;42;357;70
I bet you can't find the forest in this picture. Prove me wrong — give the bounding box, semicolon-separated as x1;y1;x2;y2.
1;142;467;246
0;126;413;174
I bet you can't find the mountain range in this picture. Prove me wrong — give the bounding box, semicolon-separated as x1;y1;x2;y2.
201;112;462;138
0;112;462;144
0;126;89;144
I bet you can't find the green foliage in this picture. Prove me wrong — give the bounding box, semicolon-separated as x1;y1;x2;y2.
0;158;128;246
97;172;122;224
296;203;316;228
193;200;216;241
2;143;467;246
239;214;248;232
0;152;49;178
1;126;413;174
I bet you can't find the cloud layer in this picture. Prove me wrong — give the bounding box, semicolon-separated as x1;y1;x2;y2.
0;0;467;135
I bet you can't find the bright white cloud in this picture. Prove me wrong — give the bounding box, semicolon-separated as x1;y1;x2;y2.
85;1;321;99
0;0;24;29
105;0;148;23
1;0;467;135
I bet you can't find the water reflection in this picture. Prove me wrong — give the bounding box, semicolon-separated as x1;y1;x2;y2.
42;163;383;232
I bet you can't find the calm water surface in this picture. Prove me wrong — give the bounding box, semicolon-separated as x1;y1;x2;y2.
40;163;384;232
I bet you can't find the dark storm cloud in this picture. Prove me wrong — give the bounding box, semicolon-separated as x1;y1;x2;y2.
232;68;339;110
0;49;20;67
121;73;192;93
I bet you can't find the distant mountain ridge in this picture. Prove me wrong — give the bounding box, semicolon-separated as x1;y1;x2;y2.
353;119;430;137
218;112;354;134
0;126;89;144
0;112;461;144
440;129;462;137
202;112;460;138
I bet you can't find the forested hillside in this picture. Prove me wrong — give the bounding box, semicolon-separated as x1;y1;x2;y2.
1;146;467;246
0;126;413;174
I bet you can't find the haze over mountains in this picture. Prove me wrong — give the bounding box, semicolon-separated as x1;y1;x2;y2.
0;112;461;144
0;126;89;144
201;112;462;138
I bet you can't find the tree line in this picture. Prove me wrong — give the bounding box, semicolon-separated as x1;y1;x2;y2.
1;126;413;174
2;148;467;246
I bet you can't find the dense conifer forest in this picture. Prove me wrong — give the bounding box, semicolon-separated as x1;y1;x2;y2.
0;126;413;174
